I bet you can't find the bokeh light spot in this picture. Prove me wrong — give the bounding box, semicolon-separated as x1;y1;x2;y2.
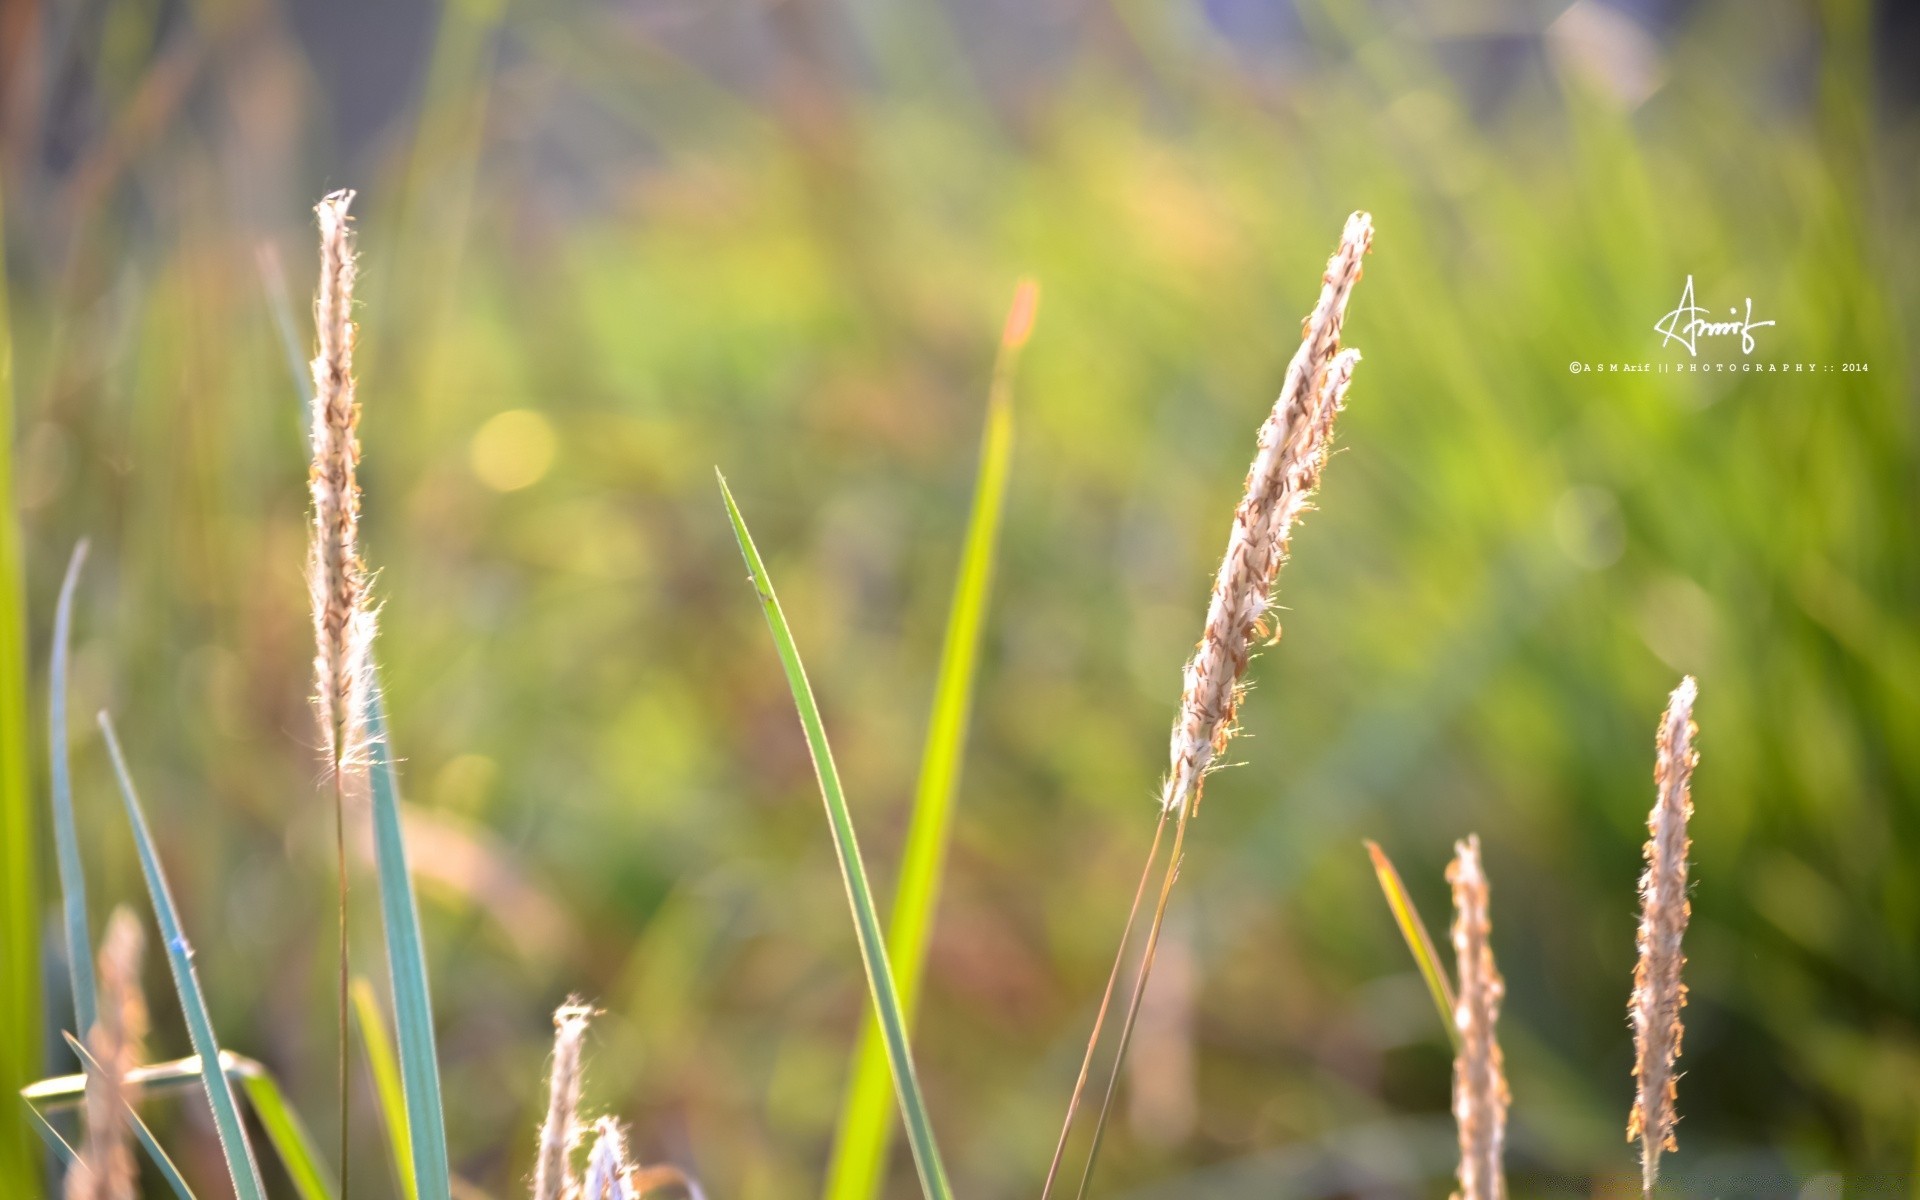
470;409;557;492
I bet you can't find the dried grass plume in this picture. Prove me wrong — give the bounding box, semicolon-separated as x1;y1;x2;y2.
1628;676;1699;1194
308;188;376;774
66;907;147;1200
1449;834;1507;1200
1160;212;1371;815
533;1000;594;1200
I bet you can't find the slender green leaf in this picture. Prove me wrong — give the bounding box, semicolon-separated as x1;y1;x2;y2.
22;1102;77;1169
824;279;1034;1200
49;541;95;1038
237;1064;337;1200
1364;840;1459;1047
351;976;418;1200
96;713;267;1200
0;182;43;1200
719;473;954;1200
60;1031;199;1200
366;680;453;1200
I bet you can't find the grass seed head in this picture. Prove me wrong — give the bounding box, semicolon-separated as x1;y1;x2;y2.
1160;212;1371;815
1628;676;1699;1194
308;188;376;775
67;906;147;1200
534;1000;595;1200
1449;834;1507;1200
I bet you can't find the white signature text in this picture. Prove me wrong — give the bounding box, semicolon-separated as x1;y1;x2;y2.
1654;276;1774;356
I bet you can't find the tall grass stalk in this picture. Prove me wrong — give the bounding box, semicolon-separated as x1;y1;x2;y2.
307;188;373;1199
1628;678;1698;1194
1044;214;1372;1200
0;182;43;1200
721;473;955;1200
823;277;1038;1200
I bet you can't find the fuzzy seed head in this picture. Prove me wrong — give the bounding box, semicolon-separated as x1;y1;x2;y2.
67;907;147;1200
581;1117;638;1200
534;1000;594;1200
1628;676;1698;1195
1449;834;1507;1200
308;189;376;775
1160;212;1371;815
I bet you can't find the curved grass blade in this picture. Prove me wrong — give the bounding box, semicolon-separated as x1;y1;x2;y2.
824;279;1035;1200
235;1063;337;1200
96;712;268;1200
352;977;418;1200
60;1031;199;1200
366;681;454;1200
720;473;954;1200
50;540;96;1038
1364;840;1458;1048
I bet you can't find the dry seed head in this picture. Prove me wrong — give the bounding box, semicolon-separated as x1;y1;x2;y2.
534;1000;595;1200
1449;834;1507;1200
580;1117;637;1200
1160;212;1371;815
67;907;147;1200
308;188;376;775
1627;676;1698;1195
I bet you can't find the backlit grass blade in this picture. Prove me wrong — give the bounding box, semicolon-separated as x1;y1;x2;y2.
60;1031;199;1200
236;1063;337;1200
50;540;96;1037
719;473;955;1200
352;976;418;1200
824;278;1036;1200
366;680;454;1200
1364;840;1458;1048
96;712;268;1200
22;1102;78;1169
0;179;43;1200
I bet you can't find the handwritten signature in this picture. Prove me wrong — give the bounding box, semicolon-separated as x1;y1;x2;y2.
1654;276;1774;356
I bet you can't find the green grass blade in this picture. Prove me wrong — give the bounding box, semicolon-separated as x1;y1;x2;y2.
127;1115;197;1200
1364;840;1458;1048
365;680;453;1200
50;541;95;1038
351;977;417;1200
96;712;268;1200
22;1102;77;1169
60;1031;199;1200
0;181;44;1200
823;279;1035;1200
235;1062;337;1200
719;473;955;1200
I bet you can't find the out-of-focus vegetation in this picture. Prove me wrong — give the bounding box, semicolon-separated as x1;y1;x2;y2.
3;0;1916;1195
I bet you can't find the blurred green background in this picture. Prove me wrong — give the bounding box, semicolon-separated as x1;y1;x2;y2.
3;0;1916;1195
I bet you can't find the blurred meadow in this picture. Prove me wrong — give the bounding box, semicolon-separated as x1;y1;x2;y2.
3;0;1917;1196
